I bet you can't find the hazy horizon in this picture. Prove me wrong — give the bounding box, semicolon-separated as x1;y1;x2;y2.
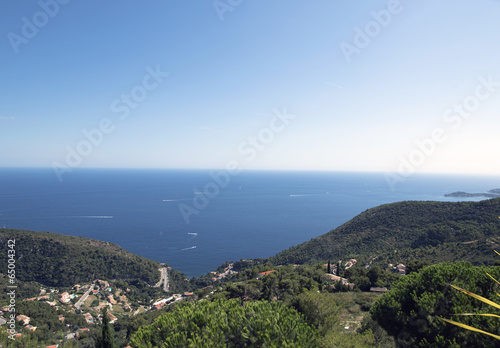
2;1;500;176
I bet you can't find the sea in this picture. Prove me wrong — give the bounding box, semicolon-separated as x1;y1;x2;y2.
1;168;499;278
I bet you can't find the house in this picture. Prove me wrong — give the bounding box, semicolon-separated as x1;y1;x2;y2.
119;295;128;303
344;259;357;270
0;317;6;326
16;314;30;325
184;292;194;296
107;312;117;324
107;295;117;305
153;303;165;310
396;264;406;275
58;314;65;322
65;333;76;339
370;287;388;293
59;292;71;304
46;345;58;348
26;324;37;331
322;274;355;290
321;274;348;283
256;270;276;279
95;279;110;288
83;313;94;324
76;328;90;338
153;297;173;307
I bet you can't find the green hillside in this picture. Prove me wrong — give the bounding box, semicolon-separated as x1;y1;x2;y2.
270;198;500;266
0;228;162;287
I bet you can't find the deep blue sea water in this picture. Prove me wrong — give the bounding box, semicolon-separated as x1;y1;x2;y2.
1;168;499;278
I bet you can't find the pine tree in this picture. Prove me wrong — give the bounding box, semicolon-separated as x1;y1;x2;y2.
96;306;115;348
327;261;331;274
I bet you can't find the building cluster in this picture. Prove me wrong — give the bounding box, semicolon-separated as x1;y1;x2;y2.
321;273;355;290
0;278;152;343
210;263;238;281
387;263;406;275
151;293;184;310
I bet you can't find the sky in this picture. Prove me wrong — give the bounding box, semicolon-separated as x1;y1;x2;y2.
1;0;500;176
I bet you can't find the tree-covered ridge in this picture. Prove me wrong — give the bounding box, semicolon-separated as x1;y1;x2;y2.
0;228;162;287
270;198;500;266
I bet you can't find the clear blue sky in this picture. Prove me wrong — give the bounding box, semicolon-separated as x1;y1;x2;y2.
1;0;500;175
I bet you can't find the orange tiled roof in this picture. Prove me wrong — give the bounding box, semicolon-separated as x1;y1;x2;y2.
258;270;276;276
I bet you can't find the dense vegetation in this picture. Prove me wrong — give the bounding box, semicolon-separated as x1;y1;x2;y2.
130;299;319;347
370;262;500;347
270;198;500;266
0;228;163;287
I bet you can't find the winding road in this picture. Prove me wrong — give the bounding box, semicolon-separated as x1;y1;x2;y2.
154;266;169;292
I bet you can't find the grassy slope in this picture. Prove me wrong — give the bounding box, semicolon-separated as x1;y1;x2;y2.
270;198;500;266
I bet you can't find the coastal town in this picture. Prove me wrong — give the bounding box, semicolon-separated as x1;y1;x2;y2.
0;265;191;344
0;263;246;343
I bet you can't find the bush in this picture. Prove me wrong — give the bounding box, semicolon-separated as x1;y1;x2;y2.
130;299;318;347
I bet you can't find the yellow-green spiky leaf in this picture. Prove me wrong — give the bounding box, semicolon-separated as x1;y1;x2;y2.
441;318;500;340
486;272;500;286
452;313;500;318
450;285;500;310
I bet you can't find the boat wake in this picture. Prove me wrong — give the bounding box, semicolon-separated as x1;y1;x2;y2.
69;216;114;219
290;192;330;197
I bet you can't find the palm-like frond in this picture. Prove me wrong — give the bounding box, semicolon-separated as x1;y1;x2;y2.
450;285;500;310
441;318;500;340
443;250;500;340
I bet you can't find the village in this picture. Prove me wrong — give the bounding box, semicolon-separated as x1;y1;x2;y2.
0;276;194;343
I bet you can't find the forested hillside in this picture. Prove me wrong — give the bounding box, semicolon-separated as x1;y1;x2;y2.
270;198;500;266
0;228;162;287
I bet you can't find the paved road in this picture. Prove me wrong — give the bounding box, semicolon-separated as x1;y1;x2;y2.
75;284;95;310
154;267;169;292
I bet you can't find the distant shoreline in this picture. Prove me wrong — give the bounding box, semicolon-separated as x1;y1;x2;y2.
444;188;500;198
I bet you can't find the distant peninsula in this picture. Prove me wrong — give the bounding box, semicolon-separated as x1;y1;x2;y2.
444;188;500;198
